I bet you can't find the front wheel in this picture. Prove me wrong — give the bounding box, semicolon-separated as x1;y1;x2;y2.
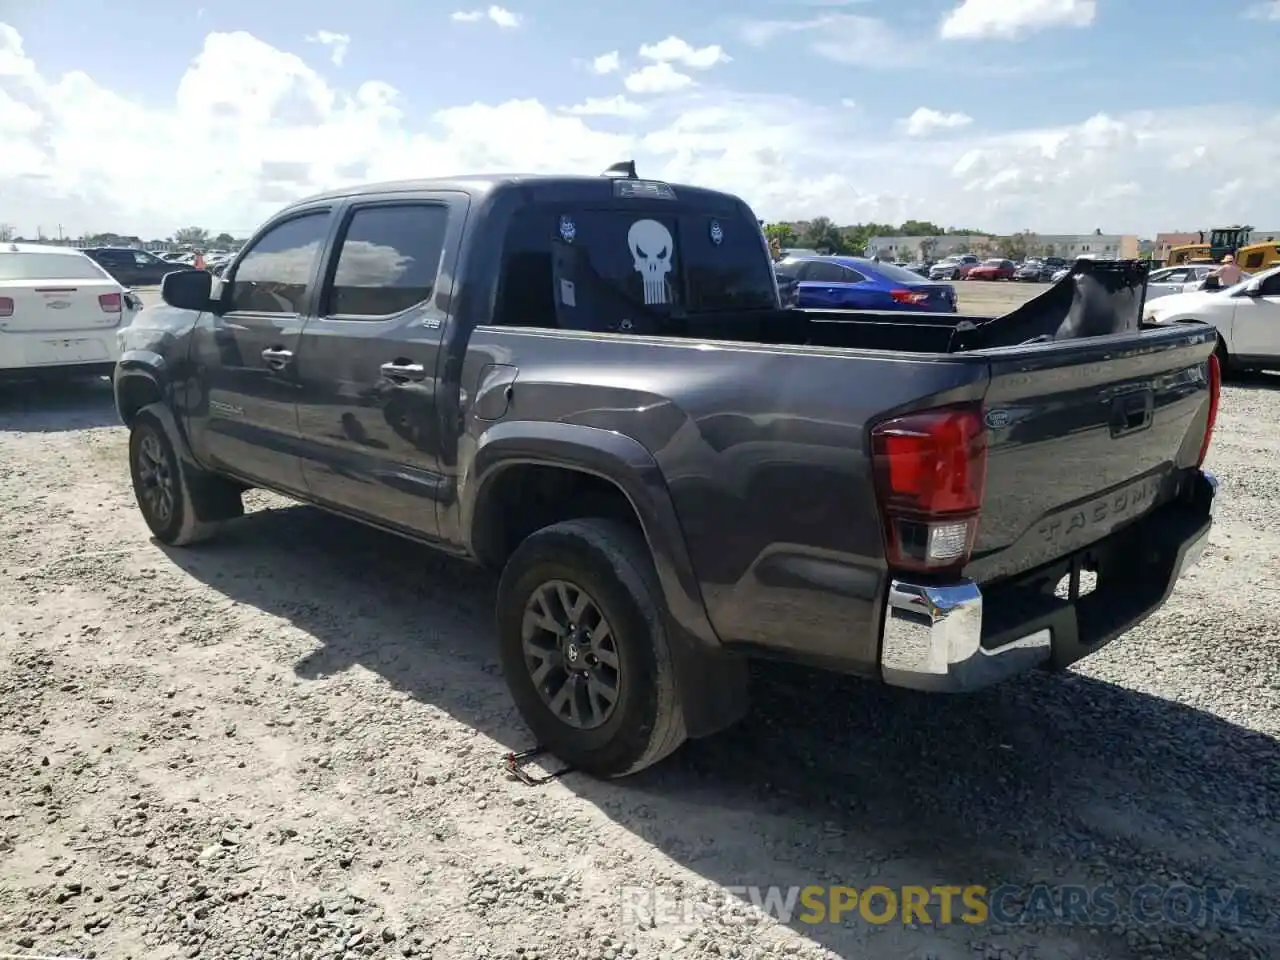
496;518;688;778
129;411;241;545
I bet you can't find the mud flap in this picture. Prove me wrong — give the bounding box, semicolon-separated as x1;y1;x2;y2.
138;402;244;525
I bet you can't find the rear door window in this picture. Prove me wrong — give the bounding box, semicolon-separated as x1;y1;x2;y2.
323;204;449;318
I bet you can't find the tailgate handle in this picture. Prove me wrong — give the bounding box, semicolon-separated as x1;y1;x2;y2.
1111;391;1154;437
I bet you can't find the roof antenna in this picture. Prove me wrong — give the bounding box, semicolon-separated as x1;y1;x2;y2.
602;160;637;179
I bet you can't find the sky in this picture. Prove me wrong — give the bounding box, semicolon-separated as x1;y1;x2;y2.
1;0;1279;240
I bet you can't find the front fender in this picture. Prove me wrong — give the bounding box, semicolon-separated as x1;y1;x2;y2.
461;419;720;650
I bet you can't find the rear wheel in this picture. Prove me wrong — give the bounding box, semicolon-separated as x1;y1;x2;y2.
496;518;687;778
129;410;242;545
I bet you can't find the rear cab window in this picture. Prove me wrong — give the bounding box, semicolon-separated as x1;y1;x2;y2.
0;253;110;281
494;200;777;333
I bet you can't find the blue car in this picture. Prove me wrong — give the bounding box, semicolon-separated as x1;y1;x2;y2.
775;256;958;313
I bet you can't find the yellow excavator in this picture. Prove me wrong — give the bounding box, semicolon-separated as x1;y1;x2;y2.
1166;226;1254;266
1238;236;1280;272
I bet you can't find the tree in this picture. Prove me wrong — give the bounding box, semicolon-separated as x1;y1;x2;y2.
173;226;211;247
213;232;237;249
919;237;938;261
0;223;14;242
802;216;845;255
764;223;798;249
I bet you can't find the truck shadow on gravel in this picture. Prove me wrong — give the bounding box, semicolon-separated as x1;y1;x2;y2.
161;503;1280;960
0;377;120;432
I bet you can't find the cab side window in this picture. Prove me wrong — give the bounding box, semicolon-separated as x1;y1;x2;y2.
325;204;449;318
227;213;329;315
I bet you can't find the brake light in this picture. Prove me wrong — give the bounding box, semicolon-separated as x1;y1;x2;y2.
0;297;11;318
99;292;122;313
870;404;987;574
1196;350;1221;467
890;289;930;305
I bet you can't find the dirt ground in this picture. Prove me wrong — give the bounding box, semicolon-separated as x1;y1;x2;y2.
1;284;1277;960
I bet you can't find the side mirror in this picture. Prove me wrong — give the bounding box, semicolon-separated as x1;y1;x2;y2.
161;268;215;311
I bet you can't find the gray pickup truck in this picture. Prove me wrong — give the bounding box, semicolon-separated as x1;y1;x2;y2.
114;169;1222;778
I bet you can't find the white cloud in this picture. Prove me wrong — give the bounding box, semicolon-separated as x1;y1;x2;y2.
939;0;1095;40
840;98;857;109
900;107;974;136
1;23;1279;240
305;30;350;66
450;6;520;28
624;62;694;95
1245;0;1280;18
561;95;648;119
590;51;621;75
738;14;924;68
638;36;732;69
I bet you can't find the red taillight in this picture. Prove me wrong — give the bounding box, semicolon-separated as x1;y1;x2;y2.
0;297;12;318
99;292;122;313
870;404;987;574
1196;350;1221;467
890;289;930;305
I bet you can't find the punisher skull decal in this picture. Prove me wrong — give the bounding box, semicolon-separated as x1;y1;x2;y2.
627;219;674;306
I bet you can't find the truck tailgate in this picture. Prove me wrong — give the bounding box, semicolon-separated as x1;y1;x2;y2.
965;323;1218;585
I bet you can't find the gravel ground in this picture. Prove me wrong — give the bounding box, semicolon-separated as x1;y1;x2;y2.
1;327;1277;960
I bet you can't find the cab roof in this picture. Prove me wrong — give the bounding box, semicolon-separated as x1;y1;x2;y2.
283;173;746;213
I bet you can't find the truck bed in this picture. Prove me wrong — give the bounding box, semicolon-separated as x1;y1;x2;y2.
680;259;1152;355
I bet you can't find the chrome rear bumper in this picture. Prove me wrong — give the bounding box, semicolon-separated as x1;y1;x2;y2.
879;471;1218;693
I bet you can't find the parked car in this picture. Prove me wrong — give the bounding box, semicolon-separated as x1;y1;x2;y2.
967;258;1016;281
929;255;980;280
904;261;931;277
83;246;186;286
1;242;140;380
773;256;957;312
1144;264;1280;373
1145;264;1220;302
1014;259;1056;282
114;170;1221;779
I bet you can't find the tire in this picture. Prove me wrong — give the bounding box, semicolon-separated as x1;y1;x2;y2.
129;410;241;546
496;518;688;778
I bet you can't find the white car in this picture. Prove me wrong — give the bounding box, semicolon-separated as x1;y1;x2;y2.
1144;265;1280;373
0;242;140;380
1145;264;1219;301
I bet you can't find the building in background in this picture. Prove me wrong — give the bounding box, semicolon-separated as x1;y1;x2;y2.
866;235;993;260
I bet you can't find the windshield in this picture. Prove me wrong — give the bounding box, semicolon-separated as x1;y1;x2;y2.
495;203;777;331
0;252;110;281
864;260;930;284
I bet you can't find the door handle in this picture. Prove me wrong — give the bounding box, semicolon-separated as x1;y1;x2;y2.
261;347;293;370
380;361;426;383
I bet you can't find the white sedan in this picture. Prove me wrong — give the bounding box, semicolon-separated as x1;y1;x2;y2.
1144;265;1280;373
1145;264;1219;301
0;242;141;381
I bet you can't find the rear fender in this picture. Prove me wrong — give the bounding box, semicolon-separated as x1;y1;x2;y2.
463;420;748;739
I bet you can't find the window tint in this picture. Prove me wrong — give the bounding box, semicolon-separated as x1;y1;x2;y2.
228;213;329;314
494;204;776;332
842;268;868;283
327;205;449;317
866;260;926;284
803;260;847;283
1260;272;1280;296
0;253;109;281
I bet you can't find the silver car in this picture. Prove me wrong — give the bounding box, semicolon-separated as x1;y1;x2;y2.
1145;265;1218;301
